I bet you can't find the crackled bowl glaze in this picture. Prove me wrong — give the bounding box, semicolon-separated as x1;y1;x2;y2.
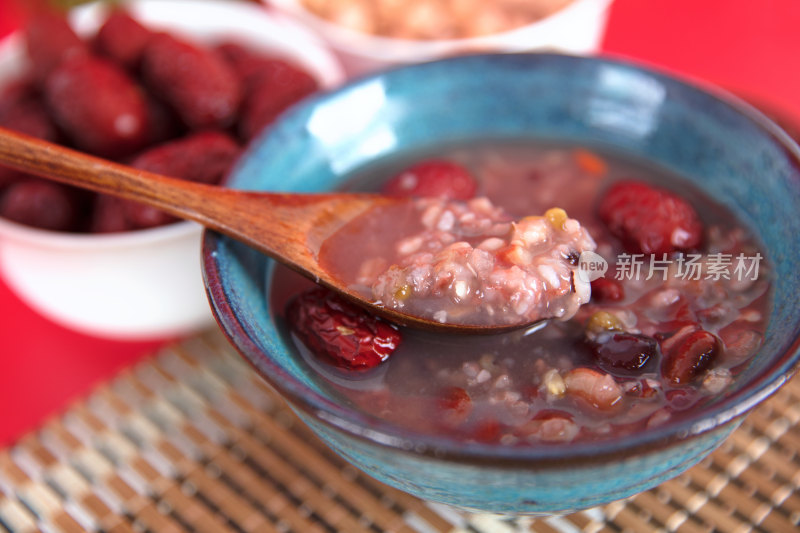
202;54;800;513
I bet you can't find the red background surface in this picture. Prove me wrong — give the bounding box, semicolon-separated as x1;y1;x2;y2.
0;0;799;445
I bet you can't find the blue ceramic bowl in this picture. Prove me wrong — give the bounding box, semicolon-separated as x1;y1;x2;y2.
202;54;800;514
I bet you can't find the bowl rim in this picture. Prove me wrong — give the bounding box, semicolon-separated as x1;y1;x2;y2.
202;52;800;467
267;0;615;59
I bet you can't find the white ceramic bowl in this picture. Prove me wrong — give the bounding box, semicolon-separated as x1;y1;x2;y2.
0;0;344;339
267;0;615;75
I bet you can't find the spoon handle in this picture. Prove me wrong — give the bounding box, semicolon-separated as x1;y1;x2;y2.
0;128;385;281
0;128;552;333
0;127;243;225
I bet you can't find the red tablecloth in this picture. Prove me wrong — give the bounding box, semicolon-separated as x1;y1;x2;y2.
1;0;799;445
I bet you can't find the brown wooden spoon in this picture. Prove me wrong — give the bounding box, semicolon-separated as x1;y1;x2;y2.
0;127;554;334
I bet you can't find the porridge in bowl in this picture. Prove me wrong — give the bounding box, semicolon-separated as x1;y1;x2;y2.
272;141;769;446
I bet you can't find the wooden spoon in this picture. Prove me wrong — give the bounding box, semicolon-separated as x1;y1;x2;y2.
0;127;550;334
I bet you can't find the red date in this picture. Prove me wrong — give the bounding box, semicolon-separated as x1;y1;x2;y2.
142;34;241;129
382;160;478;200
287;287;401;370
45;54;149;157
598;180;702;255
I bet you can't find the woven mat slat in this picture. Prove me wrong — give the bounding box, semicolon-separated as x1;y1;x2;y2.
2;329;799;533
116;367;349;533
155;352;404;533
177;339;451;533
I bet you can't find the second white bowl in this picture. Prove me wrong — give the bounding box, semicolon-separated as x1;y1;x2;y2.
0;0;344;339
267;0;615;75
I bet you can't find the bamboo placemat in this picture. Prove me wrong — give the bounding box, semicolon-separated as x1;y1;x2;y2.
1;329;798;533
